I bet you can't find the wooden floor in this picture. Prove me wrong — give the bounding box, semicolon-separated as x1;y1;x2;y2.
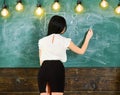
0;68;120;95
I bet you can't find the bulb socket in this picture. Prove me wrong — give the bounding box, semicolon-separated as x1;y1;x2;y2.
55;0;59;2
3;4;7;8
37;3;41;7
118;2;120;6
77;0;82;4
17;0;22;3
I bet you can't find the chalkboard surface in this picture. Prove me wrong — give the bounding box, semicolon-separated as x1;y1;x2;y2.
0;0;120;68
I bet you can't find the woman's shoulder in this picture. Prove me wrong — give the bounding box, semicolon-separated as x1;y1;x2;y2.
38;37;46;44
39;35;50;41
59;35;71;41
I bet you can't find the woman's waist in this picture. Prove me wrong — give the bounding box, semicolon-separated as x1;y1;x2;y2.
42;60;63;66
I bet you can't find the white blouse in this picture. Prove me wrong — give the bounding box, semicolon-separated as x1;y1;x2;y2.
38;34;71;62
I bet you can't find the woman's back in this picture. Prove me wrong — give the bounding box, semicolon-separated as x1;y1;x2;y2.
38;34;71;62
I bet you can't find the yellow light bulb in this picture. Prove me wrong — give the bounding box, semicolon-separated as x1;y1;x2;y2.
115;6;120;14
16;2;24;12
1;8;9;17
52;2;61;11
100;0;109;9
35;7;44;17
75;4;84;13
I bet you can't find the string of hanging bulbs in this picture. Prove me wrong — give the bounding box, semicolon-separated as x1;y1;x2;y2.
0;0;120;18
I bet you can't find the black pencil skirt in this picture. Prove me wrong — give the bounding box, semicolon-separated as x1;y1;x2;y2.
38;60;65;93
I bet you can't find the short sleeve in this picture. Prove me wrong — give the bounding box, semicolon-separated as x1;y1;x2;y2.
64;38;71;49
38;39;42;50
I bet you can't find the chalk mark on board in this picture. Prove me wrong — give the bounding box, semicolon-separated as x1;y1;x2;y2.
83;56;106;65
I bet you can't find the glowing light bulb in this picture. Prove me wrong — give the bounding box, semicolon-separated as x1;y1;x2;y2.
1;8;9;17
16;2;24;12
75;4;84;13
115;3;120;15
52;1;61;11
35;6;44;17
100;0;109;9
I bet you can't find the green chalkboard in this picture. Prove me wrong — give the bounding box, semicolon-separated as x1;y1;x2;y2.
0;0;120;68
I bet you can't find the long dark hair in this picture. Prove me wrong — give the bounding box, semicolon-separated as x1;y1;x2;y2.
47;15;67;35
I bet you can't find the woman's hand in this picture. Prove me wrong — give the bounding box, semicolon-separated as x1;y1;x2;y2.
69;29;93;55
86;29;93;41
